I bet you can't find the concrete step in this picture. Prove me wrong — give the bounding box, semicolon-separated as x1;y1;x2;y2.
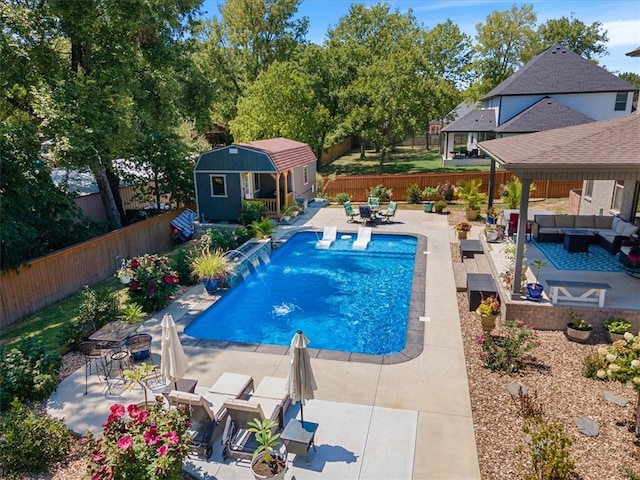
453;263;467;292
463;258;479;273
474;254;492;274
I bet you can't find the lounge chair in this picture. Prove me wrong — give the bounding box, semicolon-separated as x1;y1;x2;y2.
353;227;372;250
316;226;337;249
220;376;290;461
168;390;217;459
359;205;374;225
379;201;397;223
343;201;359;223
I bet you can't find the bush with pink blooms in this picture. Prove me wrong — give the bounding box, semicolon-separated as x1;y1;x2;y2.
84;399;192;479
119;254;179;312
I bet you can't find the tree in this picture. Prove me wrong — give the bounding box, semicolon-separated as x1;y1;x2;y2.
472;4;538;96
200;0;308;126
535;15;608;63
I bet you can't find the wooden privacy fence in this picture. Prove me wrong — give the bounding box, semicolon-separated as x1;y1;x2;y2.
0;210;181;329
324;172;582;202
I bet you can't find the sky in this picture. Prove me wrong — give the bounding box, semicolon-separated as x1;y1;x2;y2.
200;0;640;75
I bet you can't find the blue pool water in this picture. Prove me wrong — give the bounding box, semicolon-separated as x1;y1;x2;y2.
184;232;417;355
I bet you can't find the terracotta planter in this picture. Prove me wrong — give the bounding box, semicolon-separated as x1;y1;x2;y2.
566;323;592;343
466;209;479;221
457;230;468;240
479;314;497;333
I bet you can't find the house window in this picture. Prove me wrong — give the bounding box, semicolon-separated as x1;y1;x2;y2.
429;125;440;135
253;173;261;192
210;175;227;197
303;165;309;185
615;92;628;111
611;181;624;212
583;180;593;199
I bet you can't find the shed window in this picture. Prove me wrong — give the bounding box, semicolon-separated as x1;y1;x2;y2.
615;92;628;111
210;175;227;197
303;165;309;185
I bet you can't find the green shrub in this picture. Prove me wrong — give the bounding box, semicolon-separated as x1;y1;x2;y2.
61;286;119;349
477;321;539;372
519;416;574;480
238;200;267;225
582;350;607;379
170;245;198;286
0;399;72;474
120;254;179;312
201;226;252;253
603;316;632;334
366;184;392;203
0;337;62;411
436;181;456;202
333;192;351;204
405;183;422;204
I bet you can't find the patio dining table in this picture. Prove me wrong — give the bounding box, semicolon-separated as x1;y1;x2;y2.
89;320;141;349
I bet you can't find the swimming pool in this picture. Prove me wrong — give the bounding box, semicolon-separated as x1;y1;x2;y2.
184;231;422;355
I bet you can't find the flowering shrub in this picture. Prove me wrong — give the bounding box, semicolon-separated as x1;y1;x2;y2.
436;182;456;202
120;254;179;312
486;206;499;221
84;400;192;479
477;321;539;372
454;221;472;232
477;295;500;316
366;184;392;203
201;226;252;253
594;333;640;391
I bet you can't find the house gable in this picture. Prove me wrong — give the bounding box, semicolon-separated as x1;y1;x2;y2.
195;146;277;173
495;97;595;134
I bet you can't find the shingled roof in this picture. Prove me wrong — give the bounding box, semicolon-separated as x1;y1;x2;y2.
494;97;595;133
238;137;316;172
483;44;638;100
479;113;640;181
441;109;496;133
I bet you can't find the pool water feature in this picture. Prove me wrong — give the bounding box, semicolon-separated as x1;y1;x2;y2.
185;231;421;355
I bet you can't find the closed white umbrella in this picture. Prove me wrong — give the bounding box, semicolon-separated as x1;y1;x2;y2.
287;330;317;422
160;313;189;389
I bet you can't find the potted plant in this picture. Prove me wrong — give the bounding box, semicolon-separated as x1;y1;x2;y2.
280;204;300;223
456;179;487;221
421;187;440;213
251;217;277;239
454;221;472;240
603;316;633;343
476;295;500;333
485;224;499;242
247;417;287;480
526;259;546;301
433;200;448;214
566;310;592;343
190;248;231;294
486;206;499;225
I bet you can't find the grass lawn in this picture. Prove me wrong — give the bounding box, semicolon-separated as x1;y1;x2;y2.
321;146;490;175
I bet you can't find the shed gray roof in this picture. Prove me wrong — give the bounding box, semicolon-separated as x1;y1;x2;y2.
494;97;595;133
441;109;496;132
483;44;638;100
479;113;640;180
626;46;640;57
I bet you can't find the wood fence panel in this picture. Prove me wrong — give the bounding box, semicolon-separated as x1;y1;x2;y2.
0;210;180;329
323;172;580;202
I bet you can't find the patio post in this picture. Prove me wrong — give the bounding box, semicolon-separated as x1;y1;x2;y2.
511;178;531;300
487;158;496;208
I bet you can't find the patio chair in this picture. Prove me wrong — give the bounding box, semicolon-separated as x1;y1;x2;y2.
367;197;380;208
126;333;152;363
316;226;337;249
508;212;531;240
81;341;113;395
167;390;216;459
343;201;359;223
379;201;397;223
359;205;374;225
619;243;640;279
353;226;372;250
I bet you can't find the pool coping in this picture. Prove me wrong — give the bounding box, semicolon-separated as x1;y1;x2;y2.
180;229;427;364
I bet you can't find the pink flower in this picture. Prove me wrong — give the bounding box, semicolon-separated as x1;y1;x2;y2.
144;427;160;445
164;430;180;445
127;403;140;418
157;444;169;456
137;410;150;423
117;435;133;450
129;281;138;291
110;404;125;419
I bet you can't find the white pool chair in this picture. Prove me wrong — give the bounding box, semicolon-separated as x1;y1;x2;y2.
353;227;372;250
316;226;337;249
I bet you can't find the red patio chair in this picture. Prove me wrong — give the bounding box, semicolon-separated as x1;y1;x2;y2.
508;213;531;240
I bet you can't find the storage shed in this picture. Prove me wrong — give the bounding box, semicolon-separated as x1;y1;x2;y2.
194;137;317;222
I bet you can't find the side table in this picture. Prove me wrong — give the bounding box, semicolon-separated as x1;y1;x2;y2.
162;378;198;398
280;419;318;465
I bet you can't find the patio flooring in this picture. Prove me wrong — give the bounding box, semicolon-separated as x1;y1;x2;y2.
47;204;481;479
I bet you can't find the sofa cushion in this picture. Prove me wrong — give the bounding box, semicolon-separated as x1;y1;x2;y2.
612;216;623;232
621;224;639;237
599;231;618;243
539;228;563;234
594;216;613;229
555;216;575;228
574;215;595;229
614;220;630;234
535;215;555;227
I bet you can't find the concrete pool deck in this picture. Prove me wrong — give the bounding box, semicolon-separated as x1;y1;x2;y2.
48;205;481;479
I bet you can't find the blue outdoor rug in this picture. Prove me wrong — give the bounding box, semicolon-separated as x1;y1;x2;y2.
532;239;624;272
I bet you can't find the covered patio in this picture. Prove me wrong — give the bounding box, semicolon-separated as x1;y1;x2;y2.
479;113;640;328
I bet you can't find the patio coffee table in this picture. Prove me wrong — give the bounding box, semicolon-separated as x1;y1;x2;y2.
562;229;594;253
280;419;318;465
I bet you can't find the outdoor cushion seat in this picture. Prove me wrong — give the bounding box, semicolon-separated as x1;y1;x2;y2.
167;390;217;459
574;215;596;229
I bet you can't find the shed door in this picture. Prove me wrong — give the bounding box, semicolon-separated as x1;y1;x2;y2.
242;173;253;199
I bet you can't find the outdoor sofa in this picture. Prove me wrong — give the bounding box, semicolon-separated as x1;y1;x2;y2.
531;214;638;254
